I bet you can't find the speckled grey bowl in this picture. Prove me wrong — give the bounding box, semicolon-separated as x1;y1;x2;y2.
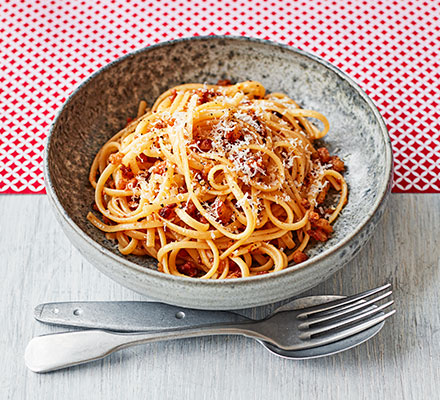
44;36;392;310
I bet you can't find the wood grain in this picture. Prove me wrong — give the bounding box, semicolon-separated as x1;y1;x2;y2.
0;194;438;400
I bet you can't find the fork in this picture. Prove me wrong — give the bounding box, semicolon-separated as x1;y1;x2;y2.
25;284;395;372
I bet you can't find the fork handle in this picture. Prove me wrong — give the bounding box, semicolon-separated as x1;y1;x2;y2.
25;326;268;373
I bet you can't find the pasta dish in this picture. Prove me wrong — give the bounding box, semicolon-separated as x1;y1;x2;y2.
88;80;347;279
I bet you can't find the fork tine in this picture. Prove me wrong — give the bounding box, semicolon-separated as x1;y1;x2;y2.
299;300;394;339
294;309;396;350
298;291;393;329
296;283;391;319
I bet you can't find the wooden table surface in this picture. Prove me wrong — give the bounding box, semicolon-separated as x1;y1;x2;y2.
1;194;439;400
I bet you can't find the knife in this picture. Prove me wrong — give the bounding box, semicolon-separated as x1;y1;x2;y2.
33;296;340;332
34;301;252;332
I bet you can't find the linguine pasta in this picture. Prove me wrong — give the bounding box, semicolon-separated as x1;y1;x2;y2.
88;80;347;279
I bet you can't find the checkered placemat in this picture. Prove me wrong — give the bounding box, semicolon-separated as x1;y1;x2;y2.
1;0;439;193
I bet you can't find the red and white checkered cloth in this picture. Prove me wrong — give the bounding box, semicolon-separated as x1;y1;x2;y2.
1;0;439;194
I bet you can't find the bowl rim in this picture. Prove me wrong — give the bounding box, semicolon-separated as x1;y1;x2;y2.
44;35;393;287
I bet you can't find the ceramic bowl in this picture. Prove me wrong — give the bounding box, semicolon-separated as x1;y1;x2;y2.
44;36;393;309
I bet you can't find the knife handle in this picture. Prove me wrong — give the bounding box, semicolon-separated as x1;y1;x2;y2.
34;301;251;331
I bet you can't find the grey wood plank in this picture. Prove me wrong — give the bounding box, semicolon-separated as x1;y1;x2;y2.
0;194;438;400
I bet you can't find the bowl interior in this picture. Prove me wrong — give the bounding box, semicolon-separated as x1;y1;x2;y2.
46;37;391;273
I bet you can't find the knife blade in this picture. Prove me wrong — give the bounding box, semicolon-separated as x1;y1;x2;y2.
34;301;252;332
